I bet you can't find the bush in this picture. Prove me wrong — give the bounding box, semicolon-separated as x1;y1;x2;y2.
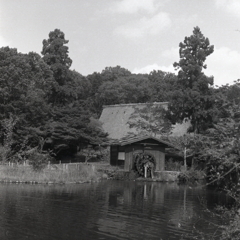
178;169;205;182
30;152;51;171
165;158;183;171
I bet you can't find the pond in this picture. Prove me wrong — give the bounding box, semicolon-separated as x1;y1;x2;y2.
0;181;231;240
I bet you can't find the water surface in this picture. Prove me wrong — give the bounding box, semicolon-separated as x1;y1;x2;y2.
0;181;230;240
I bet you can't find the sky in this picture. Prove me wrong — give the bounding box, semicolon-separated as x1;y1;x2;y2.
0;0;240;86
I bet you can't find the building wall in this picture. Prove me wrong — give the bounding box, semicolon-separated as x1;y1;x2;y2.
125;144;144;171
110;146;126;167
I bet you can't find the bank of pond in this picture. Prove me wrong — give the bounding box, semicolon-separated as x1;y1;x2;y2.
0;163;238;239
0;162;206;185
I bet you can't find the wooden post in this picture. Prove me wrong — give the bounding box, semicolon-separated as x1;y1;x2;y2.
144;164;147;178
184;147;187;171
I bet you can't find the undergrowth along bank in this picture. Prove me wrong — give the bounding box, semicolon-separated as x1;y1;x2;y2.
0;163;106;184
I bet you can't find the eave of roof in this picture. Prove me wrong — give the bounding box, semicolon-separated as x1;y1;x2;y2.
109;135;175;148
102;102;168;108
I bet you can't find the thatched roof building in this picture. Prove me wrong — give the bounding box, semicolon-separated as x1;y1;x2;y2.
99;102;190;140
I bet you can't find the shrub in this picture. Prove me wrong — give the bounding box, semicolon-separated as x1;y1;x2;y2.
30;152;51;171
178;169;205;182
165;158;183;171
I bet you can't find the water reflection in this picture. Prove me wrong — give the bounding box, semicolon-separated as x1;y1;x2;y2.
0;181;230;240
98;181;228;240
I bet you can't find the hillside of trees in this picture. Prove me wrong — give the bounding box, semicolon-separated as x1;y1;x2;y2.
0;26;239;182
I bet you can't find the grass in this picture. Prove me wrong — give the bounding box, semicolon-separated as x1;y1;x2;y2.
0;163;105;184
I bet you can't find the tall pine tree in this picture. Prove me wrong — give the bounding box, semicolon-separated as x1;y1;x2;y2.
168;26;216;133
42;29;72;86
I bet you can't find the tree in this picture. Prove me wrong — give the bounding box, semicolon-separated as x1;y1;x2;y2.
41;29;72;86
203;82;240;188
0;47;55;161
42;104;108;158
199;81;240;240
40;30;109;157
86;66;135;115
41;29;75;106
69;70;91;101
0;114;18;162
148;70;177;102
168;26;216;133
92;73;151;115
0;47;54;124
100;66;131;82
167;134;209;171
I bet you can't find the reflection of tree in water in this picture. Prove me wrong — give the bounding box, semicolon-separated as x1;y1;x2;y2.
168;186;194;229
102;182;226;239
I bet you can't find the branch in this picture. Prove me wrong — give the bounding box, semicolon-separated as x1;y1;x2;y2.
206;163;240;186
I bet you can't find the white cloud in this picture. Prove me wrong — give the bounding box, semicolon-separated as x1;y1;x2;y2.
132;63;175;74
132;48;178;75
160;46;240;86
161;47;179;60
204;47;240;86
132;47;240;87
114;12;171;38
110;0;162;14
215;0;240;18
0;36;10;47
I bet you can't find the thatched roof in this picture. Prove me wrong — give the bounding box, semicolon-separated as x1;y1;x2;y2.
99;102;190;140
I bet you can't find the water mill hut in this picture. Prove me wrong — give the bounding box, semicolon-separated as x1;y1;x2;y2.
109;135;175;171
99;103;187;179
